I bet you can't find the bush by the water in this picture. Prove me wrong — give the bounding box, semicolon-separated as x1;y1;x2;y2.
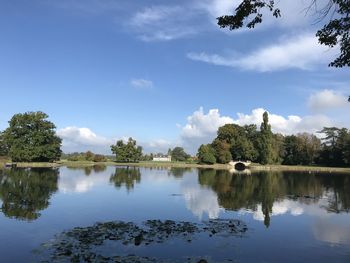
63;151;108;162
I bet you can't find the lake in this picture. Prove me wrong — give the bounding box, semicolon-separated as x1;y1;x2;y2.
0;166;349;262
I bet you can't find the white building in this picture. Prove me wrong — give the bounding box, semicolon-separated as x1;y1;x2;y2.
153;154;171;162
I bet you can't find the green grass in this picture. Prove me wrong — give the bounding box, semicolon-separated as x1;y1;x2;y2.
250;163;350;173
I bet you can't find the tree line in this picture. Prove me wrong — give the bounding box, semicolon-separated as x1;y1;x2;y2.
62;151;109;162
197;111;350;167
0;111;349;167
110;141;192;163
0;111;191;163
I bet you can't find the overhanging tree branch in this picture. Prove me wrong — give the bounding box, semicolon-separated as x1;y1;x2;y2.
217;0;350;68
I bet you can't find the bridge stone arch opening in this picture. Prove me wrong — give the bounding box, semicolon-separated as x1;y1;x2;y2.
235;162;246;171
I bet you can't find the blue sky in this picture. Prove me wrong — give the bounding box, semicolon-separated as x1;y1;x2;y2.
0;0;349;154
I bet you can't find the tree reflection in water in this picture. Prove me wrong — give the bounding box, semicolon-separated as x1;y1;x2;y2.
109;167;141;191
167;167;192;178
198;169;350;227
0;168;59;221
66;165;107;176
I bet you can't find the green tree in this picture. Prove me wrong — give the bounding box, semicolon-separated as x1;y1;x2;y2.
212;139;232;163
111;137;142;163
319;127;350;166
271;133;285;164
216;124;257;161
141;153;153;161
233;136;256;161
197;144;216;164
283;135;301;165
85;151;95;161
0;131;8;157
318;127;338;166
171;147;190;161
217;0;350;67
343;132;350;165
66;152;85;161
336;128;350;166
244;124;259;161
3;111;62;162
297;133;321;165
283;133;321;165
93;154;107;162
217;124;244;144
258;111;273;164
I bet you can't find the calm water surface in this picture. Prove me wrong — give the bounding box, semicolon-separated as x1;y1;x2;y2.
0;166;349;262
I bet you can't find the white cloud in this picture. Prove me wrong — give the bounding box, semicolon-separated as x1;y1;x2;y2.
57;102;346;155
197;0;237;20
57;126;174;155
308;89;349;112
130;6;182;27
143;139;174;154
198;0;331;29
128;5;200;41
182;107;233;138
180;107;336;153
130;79;154;89
234;108;333;135
180;107;233;153
57;127;112;146
50;0;333;42
57;127;114;153
275;0;332;28
188;33;338;71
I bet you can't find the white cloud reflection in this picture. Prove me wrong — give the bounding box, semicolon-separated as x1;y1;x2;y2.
180;173;222;219
58;167;111;193
313;218;350;245
245;200;305;221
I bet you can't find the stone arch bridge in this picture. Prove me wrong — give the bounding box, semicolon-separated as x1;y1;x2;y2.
228;160;251;171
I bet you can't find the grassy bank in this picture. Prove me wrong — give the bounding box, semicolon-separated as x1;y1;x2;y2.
1;159;350;173
250;164;350;173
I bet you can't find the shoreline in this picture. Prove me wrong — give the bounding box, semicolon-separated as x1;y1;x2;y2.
250;164;350;173
1;160;350;173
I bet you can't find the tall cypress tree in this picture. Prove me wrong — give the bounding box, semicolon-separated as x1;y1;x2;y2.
258;111;273;165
